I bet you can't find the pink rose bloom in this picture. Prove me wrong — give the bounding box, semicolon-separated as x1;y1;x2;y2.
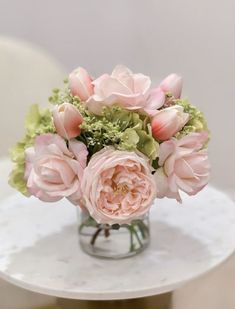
24;134;88;203
159;73;183;99
69;67;94;101
86;65;165;116
151;105;189;141
53;103;83;140
154;132;210;202
80;148;156;224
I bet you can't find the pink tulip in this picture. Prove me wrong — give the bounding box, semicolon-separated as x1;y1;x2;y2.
146;87;165;116
159;73;183;99
151;105;189;141
154;132;210;202
69;67;94;101
53;103;83;140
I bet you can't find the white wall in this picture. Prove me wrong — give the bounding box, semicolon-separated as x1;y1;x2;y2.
0;0;234;189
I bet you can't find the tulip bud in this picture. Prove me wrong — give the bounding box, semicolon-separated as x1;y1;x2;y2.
53;103;83;139
159;74;183;99
147;87;165;113
69;67;94;101
151;105;189;141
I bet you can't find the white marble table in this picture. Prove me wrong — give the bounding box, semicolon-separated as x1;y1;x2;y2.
0;183;235;308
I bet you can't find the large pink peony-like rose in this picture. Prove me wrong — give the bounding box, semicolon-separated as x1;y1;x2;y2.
154;132;210;202
86;65;165;116
80;148;157;224
53;103;83;140
24;134;88;202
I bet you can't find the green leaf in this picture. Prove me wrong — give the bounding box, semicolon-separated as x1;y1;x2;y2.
121;128;140;149
136;130;159;160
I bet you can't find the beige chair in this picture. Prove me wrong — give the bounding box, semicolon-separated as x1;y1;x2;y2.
0;36;65;156
0;36;65;309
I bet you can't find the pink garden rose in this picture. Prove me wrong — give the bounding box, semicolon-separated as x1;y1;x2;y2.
151;105;189;141
69;67;94;101
80;148;156;224
154;132;210;202
24;134;88;202
86;65;165;116
159;73;183;99
53;103;83;140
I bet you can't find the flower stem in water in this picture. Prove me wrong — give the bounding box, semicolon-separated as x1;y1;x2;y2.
90;227;102;245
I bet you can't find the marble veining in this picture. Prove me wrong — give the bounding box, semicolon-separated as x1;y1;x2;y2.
0;186;235;300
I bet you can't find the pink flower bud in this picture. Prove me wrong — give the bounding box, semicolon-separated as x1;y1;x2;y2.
53;103;83;139
159;73;183;99
69;67;94;101
151;105;189;141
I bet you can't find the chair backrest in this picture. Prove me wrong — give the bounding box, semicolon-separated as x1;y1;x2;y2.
0;36;65;156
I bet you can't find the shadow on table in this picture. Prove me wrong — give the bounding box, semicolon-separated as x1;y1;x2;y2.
57;293;172;309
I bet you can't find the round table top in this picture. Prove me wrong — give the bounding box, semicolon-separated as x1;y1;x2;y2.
0;180;235;301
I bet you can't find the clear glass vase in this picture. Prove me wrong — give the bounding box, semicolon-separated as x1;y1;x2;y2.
78;210;150;259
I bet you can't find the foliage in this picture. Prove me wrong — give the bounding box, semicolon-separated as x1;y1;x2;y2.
9;105;55;194
78;106;159;161
175;99;209;138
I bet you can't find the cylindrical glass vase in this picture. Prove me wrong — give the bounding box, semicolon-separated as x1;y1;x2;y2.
78;210;150;259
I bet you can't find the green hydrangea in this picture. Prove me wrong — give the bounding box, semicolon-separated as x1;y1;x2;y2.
175;99;209;138
136;127;159;160
9;105;55;195
48;79;71;106
25;104;54;136
77;106;159;160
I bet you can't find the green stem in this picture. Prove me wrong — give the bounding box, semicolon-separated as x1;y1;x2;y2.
131;225;143;247
104;227;110;238
79;215;99;234
79;223;86;234
129;228;135;252
136;222;146;239
136;220;149;239
90;227;102;245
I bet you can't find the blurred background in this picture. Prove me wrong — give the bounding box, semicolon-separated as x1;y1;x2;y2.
0;0;234;308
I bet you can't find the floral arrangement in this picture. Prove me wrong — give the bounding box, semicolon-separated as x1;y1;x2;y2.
9;65;210;227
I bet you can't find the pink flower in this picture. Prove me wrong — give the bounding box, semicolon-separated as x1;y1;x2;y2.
24;134;88;203
69;67;94;101
159;73;183;99
80;148;156;224
86;65;165;116
53;103;83;140
154;132;210;202
151;105;189;141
